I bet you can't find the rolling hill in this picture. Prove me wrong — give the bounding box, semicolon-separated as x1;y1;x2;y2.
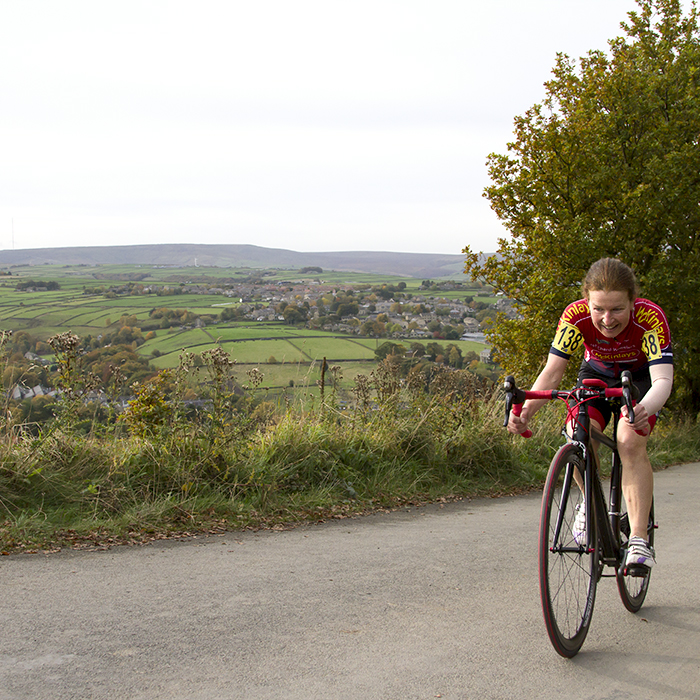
0;244;466;279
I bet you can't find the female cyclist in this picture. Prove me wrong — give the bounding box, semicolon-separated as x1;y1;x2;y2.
507;258;674;571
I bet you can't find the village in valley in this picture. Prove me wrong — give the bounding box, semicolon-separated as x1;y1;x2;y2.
116;271;516;349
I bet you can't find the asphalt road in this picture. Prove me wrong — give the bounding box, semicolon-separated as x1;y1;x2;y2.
1;462;699;700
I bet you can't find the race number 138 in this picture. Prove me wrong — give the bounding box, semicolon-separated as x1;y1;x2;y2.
552;322;583;355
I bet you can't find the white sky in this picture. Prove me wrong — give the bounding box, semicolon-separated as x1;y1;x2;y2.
1;0;637;255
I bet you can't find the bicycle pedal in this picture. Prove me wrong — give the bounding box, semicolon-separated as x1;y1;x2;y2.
623;564;650;578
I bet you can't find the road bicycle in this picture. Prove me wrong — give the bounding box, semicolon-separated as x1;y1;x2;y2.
504;371;656;657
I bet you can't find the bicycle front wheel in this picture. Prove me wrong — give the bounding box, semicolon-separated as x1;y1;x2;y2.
539;443;599;657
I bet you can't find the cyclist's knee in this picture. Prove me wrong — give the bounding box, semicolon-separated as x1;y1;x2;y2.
616;424;649;463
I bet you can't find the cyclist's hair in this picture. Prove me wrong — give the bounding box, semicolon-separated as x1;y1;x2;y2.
582;258;639;302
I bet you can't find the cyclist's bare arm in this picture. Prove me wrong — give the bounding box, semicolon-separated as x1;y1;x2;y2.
507;354;569;435
640;363;673;416
620;363;674;432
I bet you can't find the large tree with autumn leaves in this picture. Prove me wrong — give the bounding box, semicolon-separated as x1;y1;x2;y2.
465;0;700;411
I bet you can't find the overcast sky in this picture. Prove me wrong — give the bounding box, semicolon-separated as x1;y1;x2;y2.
1;0;639;255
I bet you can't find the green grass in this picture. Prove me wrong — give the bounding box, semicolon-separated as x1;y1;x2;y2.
0;381;511;551
2;394;697;554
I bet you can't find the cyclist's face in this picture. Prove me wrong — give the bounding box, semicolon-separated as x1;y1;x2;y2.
588;290;633;338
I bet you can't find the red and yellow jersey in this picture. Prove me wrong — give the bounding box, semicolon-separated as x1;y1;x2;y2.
550;298;673;377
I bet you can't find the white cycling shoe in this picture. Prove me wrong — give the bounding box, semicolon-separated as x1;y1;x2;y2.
625;536;656;571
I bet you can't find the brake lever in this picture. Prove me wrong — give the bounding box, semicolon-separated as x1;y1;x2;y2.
503;375;515;428
621;370;635;425
504;375;532;438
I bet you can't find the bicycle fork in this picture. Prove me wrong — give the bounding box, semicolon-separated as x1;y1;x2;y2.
550;458;579;554
548;449;617;565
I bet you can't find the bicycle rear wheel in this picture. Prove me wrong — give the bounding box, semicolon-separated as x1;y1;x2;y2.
616;498;655;612
539;443;599;657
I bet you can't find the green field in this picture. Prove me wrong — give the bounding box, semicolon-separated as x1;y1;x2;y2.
0;264;490;397
145;325;485;393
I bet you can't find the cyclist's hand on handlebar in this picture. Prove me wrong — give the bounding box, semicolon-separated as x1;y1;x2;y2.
508;406;531;435
621;403;650;436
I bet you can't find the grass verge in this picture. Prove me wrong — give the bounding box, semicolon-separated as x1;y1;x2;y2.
1;385;698;554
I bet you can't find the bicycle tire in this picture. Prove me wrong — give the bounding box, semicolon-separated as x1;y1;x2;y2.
616;498;655;612
539;443;599;657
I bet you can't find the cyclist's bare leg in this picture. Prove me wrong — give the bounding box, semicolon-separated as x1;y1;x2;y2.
615;421;654;541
